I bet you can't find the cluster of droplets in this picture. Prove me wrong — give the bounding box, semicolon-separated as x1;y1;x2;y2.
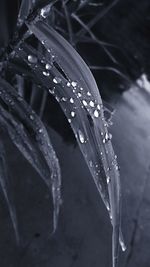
64;79;103;126
103;132;112;144
27;54;113;150
27;51;101;122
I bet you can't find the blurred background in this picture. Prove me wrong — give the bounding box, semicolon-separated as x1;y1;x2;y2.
0;1;150;267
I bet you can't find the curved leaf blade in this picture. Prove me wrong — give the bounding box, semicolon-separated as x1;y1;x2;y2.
0;140;19;244
0;78;61;232
17;21;124;266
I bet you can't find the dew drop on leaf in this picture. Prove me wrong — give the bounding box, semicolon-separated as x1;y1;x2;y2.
107;176;111;184
78;130;85;144
71;81;77;87
103;132;112;143
53;77;62;84
28;55;37;64
67;82;71;87
89;101;95;107
82;100;88;106
71;111;76;117
42;40;46;45
43;71;49;77
45;63;52;70
97;104;101;110
87;91;91;96
119;238;127;252
38;128;43;133
94;110;99;118
115;165;119;171
61;97;67;102
70;98;74;103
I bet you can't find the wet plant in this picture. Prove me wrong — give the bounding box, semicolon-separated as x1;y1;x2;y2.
0;1;126;267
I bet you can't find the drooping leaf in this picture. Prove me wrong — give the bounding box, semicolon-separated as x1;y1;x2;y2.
0;105;54;194
0;139;19;244
16;20;124;266
17;41;111;216
0;78;61;232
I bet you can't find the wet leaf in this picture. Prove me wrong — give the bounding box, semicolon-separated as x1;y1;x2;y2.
0;140;19;244
0;78;61;232
16;20;124;266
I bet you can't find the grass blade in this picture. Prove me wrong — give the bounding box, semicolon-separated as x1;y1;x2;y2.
16;21;123;266
0;140;19;244
0;78;61;232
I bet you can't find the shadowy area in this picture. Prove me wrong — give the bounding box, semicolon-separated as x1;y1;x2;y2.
0;1;150;267
1;84;150;266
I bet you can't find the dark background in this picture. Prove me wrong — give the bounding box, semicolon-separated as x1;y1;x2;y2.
0;1;150;267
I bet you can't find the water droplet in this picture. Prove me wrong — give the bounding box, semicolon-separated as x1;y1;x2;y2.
71;111;76;117
80;87;83;91
45;63;52;70
103;132;112;143
53;77;61;84
67;82;71;87
68;119;71;123
55;96;60;102
89;101;95;107
82;100;87;106
28;55;37;64
107;176;111;184
49;89;54;94
106;203;110;212
42;40;45;45
78;93;82;97
43;71;49;76
87;91;91;96
105;132;109;140
115;165;119;170
120;238;126;252
71;81;77;87
97;104;101;110
78;130;85;144
61;97;67;102
39;128;43;133
94;110;99;118
70;98;74;103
